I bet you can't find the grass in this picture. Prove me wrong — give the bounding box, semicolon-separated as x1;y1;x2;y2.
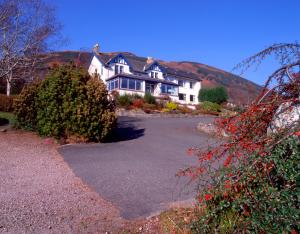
0;111;16;125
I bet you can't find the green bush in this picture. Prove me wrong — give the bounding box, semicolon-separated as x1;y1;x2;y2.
192;137;300;233
165;101;178;111
200;101;221;112
14;64;116;142
0;94;16;112
116;94;134;108
13;80;41;129
198;86;228;104
144;92;156;104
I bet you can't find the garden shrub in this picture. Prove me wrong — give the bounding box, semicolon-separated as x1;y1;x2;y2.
200;101;221;112
144;92;156;104
180;43;300;233
132;99;144;109
14;64;116;141
116;94;133;108
198;86;228;104
165;101;178;111
13;80;41;129
0;94;15;112
191;137;300;233
142;103;157;113
178;105;193;114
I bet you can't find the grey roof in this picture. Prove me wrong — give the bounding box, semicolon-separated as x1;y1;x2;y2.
93;52;201;82
106;73;179;86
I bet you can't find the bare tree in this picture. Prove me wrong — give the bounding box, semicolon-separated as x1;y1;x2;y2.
0;0;63;96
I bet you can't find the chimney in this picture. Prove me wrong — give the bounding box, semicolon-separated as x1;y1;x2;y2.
93;43;100;54
147;56;154;64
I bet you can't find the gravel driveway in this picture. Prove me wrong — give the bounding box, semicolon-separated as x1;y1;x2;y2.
0;131;124;233
59;116;216;219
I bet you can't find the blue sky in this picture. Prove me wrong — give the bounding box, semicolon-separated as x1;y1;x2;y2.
51;0;300;85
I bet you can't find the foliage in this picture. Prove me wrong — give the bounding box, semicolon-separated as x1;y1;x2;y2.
116;94;134;108
142;103;157;113
144;92;157;104
179;43;300;233
0;94;15;112
132;99;144;109
13;80;41;130
198;86;228;104
178;105;193;114
165;101;178;111
14;64;116;141
200;101;221;113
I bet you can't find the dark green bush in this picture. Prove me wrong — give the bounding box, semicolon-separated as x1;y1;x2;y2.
200;101;221;112
198;86;228;104
0;94;16;112
144;92;156;104
14;64;116;142
13;80;41;129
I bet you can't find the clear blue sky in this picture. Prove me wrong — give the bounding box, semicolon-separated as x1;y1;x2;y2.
51;0;300;85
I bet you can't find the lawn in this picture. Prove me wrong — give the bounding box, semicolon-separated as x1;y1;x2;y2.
0;112;16;125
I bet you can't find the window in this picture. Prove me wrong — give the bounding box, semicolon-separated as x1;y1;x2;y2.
129;79;135;89
190;82;194;89
150;72;154;78
115;65;124;74
136;80;142;90
121;78;128;89
178;80;184;87
179;93;186;101
190;95;194;102
114;79;119;89
155;72;158;78
120;78;142;91
161;84;178;95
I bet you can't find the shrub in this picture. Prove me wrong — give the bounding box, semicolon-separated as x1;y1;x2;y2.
14;64;116;141
200;101;221;112
178;105;193;114
116;94;133;108
132;98;144;109
191;137;300;233
13;80;41;129
144;92;156;104
142;103;157;113
165;101;178;111
198;86;228;104
0;94;15;112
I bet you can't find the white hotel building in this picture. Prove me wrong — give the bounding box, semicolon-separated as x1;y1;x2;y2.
88;45;202;105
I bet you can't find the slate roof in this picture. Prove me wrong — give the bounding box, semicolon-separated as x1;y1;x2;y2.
93;52;201;82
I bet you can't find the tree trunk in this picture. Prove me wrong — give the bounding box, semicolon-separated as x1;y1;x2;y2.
6;79;11;96
6;71;12;96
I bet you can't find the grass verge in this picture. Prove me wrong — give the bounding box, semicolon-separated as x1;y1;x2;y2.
0;111;16;125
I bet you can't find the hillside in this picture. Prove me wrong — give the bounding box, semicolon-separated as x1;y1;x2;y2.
36;51;262;105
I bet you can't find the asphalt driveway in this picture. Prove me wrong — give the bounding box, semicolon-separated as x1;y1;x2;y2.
59;116;216;219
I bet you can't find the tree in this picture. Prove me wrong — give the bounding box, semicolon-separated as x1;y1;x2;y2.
0;0;63;96
180;43;300;232
198;86;228;104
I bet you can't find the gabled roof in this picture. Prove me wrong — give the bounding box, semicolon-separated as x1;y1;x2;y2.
93;52;201;82
144;61;165;72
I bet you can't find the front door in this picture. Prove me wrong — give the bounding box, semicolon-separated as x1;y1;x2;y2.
145;82;155;94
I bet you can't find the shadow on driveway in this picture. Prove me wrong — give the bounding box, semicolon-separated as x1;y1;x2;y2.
106;118;145;142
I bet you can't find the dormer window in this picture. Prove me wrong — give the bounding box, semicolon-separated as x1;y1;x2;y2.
115;65;124;75
150;71;158;79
